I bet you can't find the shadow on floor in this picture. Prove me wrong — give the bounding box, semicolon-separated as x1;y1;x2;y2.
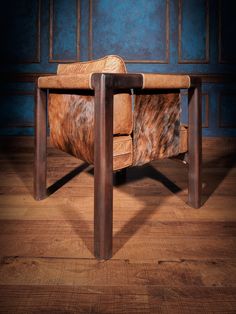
2;136;236;257
47;163;89;196
202;151;236;205
53;150;236;256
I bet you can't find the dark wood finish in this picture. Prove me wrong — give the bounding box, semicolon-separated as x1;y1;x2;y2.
188;83;202;208
91;73;142;259
91;73;143;90
93;74;114;259
34;87;47;200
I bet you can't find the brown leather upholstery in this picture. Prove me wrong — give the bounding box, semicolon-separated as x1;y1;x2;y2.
38;74;92;89
132;92;186;166
57;55;127;75
141;73;190;89
47;55;188;170
50;55;133;135
113;135;133;170
48;93;132;171
179;125;188;153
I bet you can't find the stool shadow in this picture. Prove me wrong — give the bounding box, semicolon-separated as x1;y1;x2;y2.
47;162;89;196
112;164;184;255
85;163;184;256
50;147;236;257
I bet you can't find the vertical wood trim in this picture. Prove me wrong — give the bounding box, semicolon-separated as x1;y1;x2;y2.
204;93;209;128
35;0;41;63
49;0;53;62
89;0;93;60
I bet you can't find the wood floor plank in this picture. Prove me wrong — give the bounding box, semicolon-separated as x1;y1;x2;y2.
0;285;235;314
1;194;236;221
0;231;235;261
1;220;236;237
0;257;236;287
0;136;236;313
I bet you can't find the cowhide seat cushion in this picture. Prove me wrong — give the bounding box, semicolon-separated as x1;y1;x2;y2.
48;55;188;170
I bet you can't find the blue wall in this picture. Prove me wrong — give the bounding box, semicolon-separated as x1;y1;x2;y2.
1;0;236;136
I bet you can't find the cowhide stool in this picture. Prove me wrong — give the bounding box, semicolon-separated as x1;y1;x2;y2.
34;55;202;259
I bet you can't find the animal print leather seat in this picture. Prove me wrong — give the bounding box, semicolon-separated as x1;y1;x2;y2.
48;55;187;170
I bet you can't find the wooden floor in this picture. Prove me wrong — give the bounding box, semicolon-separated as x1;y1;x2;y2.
0;137;236;314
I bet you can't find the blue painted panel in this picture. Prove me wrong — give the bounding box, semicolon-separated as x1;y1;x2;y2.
180;0;208;62
201;83;236;136
51;0;78;61
80;0;90;61
219;94;236;128
219;0;236;62
0;127;34;136
92;0;168;62
0;0;39;63
0;94;34;126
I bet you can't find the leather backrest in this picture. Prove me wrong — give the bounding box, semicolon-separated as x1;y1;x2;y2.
57;55;132;134
57;55;126;75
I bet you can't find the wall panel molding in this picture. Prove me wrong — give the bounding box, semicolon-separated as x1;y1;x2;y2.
0;0;41;64
88;0;170;63
49;0;80;63
0;91;34;128
30;0;41;64
178;0;209;64
202;92;209;128
218;0;236;64
218;92;236;128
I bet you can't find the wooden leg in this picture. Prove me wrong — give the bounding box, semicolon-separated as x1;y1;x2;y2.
94;74;114;259
34;87;47;200
188;85;202;208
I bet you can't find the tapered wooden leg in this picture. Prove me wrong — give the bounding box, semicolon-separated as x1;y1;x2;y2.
94;74;114;259
188;84;202;208
34;87;47;200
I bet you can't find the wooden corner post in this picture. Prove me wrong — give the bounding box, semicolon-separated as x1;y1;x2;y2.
92;74;114;259
188;80;202;208
34;86;47;200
